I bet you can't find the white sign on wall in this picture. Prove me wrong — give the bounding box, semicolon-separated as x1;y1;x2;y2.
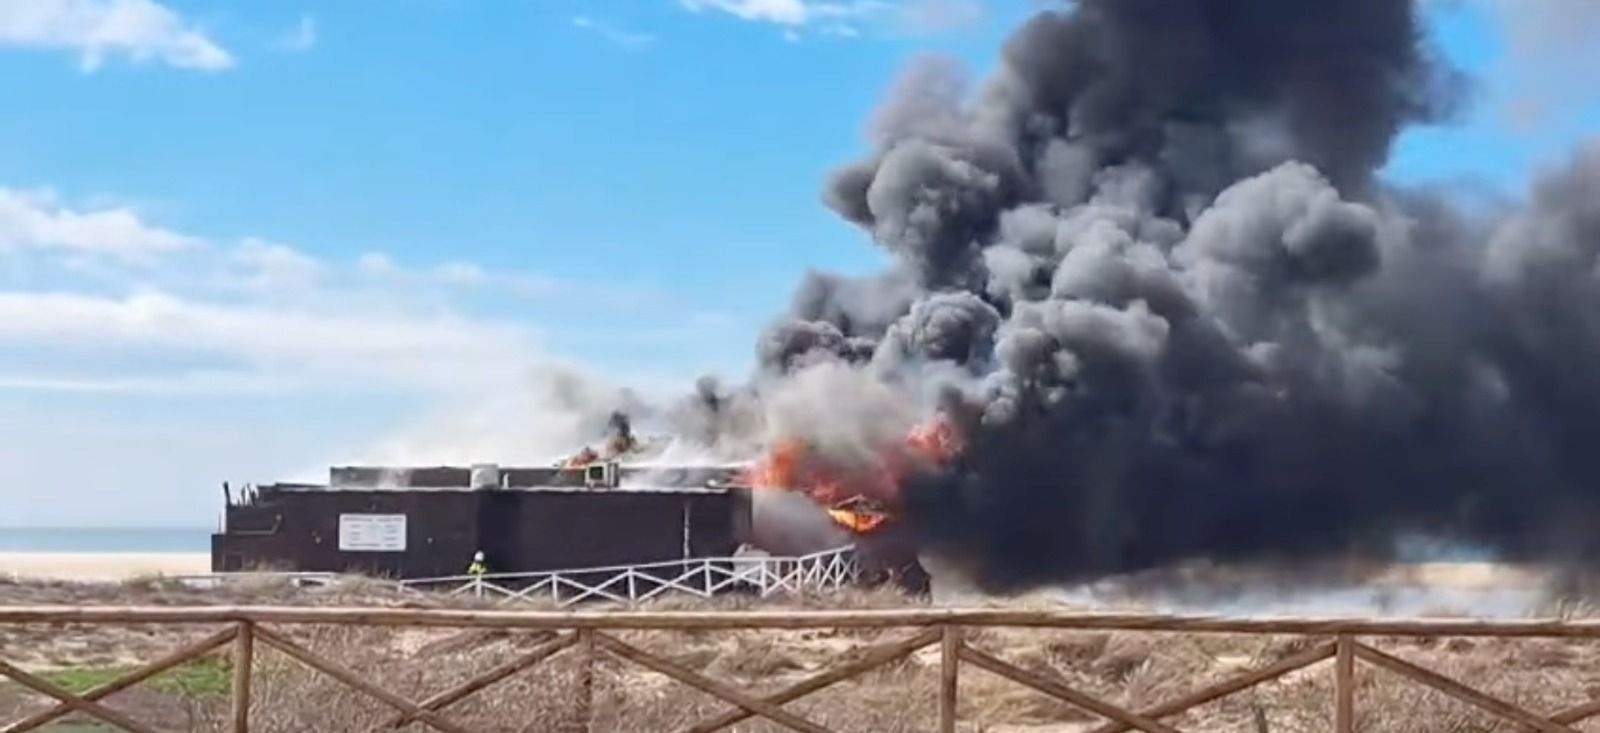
338;514;407;552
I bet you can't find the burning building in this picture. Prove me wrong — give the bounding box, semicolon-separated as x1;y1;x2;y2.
212;462;752;579
712;417;962;592
643;0;1600;592
228;0;1600;595
211;443;929;592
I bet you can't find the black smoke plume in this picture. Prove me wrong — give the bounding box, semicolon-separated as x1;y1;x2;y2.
603;410;636;456
738;0;1600;590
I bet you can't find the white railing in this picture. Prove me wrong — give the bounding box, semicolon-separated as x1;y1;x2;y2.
127;547;862;607
397;546;862;606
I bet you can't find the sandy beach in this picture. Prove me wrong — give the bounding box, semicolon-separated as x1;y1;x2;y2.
0;552;211;582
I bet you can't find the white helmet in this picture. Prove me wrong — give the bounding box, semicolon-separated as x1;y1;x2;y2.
473;551;485;562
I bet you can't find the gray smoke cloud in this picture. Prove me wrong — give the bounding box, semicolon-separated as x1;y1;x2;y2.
873;291;1002;371
717;0;1600;590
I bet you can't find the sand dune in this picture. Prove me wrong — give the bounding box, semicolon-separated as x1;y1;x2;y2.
0;552;210;582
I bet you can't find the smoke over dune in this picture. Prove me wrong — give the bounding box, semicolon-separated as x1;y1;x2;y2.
673;0;1600;591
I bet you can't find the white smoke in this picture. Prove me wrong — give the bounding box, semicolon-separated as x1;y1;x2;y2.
760;360;923;466
342;363;649;467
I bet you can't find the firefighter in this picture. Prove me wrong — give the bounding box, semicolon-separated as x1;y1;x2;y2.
467;551;488;578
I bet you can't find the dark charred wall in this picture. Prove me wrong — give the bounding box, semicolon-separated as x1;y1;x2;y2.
212;486;750;578
486;492;676;571
212;489;481;578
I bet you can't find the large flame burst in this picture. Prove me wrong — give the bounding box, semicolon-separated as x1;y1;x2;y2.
738;419;962;534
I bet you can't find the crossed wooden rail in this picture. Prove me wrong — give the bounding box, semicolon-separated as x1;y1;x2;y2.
400;546;863;606
5;606;1600;733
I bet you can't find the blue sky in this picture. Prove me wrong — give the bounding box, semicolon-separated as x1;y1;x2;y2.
0;0;1595;528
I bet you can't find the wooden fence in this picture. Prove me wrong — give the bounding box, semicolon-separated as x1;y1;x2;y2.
5;606;1600;733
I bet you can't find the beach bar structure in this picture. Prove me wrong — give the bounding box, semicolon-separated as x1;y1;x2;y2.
211;463;753;579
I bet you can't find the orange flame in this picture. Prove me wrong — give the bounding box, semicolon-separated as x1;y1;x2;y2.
826;508;889;533
563;446;601;469
905;419;962;463
738;418;961;534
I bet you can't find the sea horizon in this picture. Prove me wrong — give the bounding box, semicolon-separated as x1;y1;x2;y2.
0;527;213;554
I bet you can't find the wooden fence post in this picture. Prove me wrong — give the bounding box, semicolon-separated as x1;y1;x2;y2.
941;624;961;733
1335;635;1354;733
568;629;595;733
232;620;254;733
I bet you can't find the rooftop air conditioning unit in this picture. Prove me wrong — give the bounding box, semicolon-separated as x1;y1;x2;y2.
583;461;619;489
470;463;500;490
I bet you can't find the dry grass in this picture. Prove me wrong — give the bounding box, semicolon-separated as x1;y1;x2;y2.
6;579;1600;731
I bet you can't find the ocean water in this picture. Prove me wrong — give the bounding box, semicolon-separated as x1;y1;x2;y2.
0;527;211;553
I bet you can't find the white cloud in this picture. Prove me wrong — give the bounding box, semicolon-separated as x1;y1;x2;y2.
571;15;656;50
0;192;533;395
275;14;315;53
677;0;980;38
0;187;696;399
356;251;398;276
0;187;734;525
896;0;983;35
434;260;486;286
0;188;196;259
0;0;233;72
0;289;541;393
228;237;325;290
679;0;885;26
679;0;814;25
0;187;628;307
348;251;568;300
